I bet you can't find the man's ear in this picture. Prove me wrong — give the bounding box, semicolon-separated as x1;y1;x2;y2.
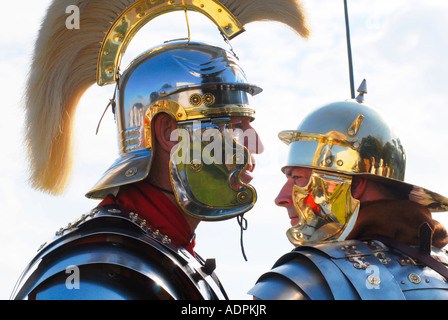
351;176;368;200
152;112;178;153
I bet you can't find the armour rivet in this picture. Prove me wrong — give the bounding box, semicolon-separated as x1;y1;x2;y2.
125;167;138;177
367;274;381;286
408;273;421;284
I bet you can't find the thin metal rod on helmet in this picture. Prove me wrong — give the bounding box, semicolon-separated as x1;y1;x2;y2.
344;0;355;99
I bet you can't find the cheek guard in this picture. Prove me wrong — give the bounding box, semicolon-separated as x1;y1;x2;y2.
287;169;360;246
169;118;256;220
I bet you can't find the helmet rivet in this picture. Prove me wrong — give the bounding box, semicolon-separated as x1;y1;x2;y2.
233;154;243;164
190;160;203;172
237;191;249;204
190;94;202;106
125;167;138;177
105;66;114;75
113;33;123;43
202;93;215;106
337;160;343;166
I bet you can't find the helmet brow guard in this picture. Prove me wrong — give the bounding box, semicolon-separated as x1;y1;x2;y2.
280;99;448;212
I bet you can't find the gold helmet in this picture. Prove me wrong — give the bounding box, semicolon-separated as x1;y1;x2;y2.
279;82;448;245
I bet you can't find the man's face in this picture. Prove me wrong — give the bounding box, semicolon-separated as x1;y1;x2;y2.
275;166;312;226
275;166;360;246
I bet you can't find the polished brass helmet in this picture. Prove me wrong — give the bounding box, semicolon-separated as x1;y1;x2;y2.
279;95;448;213
279;90;448;245
280;99;405;180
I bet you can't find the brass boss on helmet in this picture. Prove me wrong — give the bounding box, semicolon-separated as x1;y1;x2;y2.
279;98;448;245
86;41;261;220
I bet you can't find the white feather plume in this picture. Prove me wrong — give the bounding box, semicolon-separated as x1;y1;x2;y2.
219;0;309;37
25;0;134;194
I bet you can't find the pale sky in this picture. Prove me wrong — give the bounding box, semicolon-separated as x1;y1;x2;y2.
2;0;448;300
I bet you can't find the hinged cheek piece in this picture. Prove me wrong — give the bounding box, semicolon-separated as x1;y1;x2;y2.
170;118;256;221
287;169;360;246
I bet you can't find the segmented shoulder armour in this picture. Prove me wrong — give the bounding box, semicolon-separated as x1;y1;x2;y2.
249;239;448;300
12;205;227;300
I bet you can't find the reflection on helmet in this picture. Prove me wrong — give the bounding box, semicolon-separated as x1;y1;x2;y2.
287;169;359;246
170;118;256;220
279;100;406;182
86;41;261;220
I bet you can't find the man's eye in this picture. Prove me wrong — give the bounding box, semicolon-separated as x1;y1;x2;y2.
293;176;309;187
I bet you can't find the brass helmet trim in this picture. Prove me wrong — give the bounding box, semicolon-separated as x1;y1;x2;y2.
98;0;245;86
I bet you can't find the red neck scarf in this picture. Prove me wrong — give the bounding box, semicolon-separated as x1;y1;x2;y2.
98;181;196;255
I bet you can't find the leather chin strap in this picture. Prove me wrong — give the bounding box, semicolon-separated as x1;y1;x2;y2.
237;214;248;261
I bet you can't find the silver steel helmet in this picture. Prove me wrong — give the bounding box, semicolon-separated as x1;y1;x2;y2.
86;41;261;220
279;96;448;245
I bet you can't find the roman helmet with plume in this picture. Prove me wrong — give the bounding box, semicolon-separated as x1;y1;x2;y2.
25;0;309;220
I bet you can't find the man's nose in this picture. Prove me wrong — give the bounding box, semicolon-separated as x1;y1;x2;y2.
275;181;293;207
